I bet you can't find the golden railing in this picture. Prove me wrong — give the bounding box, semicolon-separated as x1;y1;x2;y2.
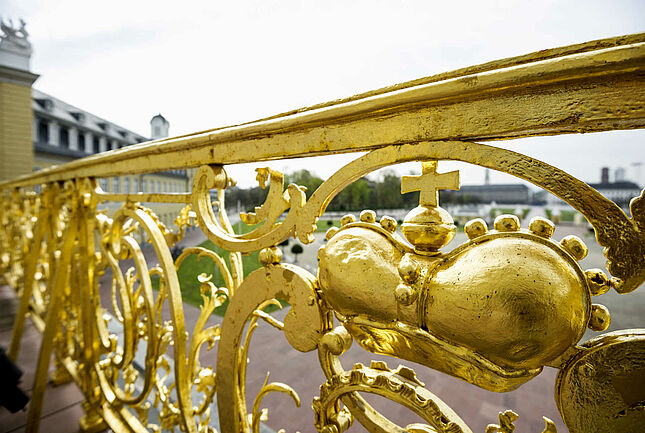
1;33;644;433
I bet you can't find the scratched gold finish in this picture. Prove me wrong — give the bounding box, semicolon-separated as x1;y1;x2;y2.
0;33;644;433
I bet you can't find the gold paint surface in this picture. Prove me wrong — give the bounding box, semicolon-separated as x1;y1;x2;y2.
555;330;645;433
0;33;643;433
425;234;590;371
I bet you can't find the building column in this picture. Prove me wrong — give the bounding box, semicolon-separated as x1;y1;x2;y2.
48;120;59;146
84;132;93;153
69;127;79;151
99;136;107;153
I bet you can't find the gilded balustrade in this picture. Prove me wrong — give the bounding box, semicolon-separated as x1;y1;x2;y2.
1;33;645;433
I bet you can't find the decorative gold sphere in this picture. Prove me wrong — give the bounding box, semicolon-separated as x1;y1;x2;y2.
379;216;397;233
325;226;339;241
529;216;555;238
588;304;611;331
360;209;376;223
494;214;520;232
586;268;610;296
401;205;456;253
258;246;282;266
340;214;356;226
561;235;588;260
464;218;488;240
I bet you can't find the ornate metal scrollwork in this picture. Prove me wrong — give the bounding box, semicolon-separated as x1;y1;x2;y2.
1;33;644;433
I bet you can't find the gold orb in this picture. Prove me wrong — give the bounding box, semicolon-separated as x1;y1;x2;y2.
401;205;456;253
588;304;611;331
529;217;555;238
464;218;488;239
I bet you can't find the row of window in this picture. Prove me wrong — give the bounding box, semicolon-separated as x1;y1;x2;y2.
36;119;189;179
36;118;144;153
99;178;186;194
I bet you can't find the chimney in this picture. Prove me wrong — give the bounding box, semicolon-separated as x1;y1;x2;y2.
615;167;626;182
601;167;609;184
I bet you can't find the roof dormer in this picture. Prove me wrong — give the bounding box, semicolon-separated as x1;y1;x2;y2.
70;111;85;123
36;98;53;112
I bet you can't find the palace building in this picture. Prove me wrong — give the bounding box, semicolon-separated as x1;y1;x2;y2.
0;19;190;230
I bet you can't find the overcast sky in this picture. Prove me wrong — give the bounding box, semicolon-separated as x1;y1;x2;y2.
3;0;644;188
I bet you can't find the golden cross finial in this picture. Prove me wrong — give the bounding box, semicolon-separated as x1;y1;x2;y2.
401;161;460;207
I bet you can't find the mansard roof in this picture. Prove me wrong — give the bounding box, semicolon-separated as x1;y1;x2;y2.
31;88;148;145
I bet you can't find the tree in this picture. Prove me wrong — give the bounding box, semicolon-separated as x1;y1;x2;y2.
290;243;304;263
285;170;323;198
376;171;403;209
350;179;371;210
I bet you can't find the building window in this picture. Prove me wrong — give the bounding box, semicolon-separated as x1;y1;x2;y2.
93;136;100;153
142;180;147;193
133;178;139;193
38;120;49;144
78;133;86;151
100;178;108;191
59;127;69;148
124;177;130;193
157;181;161;193
113;178;120;193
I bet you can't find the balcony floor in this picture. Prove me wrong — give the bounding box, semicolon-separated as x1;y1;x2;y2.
0;285;110;433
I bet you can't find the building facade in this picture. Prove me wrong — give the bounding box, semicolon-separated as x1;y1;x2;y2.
545;167;641;208
0;20;190;231
441;184;531;204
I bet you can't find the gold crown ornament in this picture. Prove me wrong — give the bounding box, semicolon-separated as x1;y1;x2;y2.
317;161;608;393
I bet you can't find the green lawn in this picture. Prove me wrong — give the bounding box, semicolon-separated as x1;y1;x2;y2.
490;207;530;219
152;223;264;316
316;219;341;232
545;209;577;222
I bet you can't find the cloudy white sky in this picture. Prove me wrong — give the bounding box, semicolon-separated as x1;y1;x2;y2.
3;0;645;188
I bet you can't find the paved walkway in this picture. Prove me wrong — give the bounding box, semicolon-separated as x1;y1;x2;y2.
237;218;644;433
0;285;94;433
0;229;211;433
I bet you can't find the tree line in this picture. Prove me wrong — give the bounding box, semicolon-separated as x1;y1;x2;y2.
224;169;423;213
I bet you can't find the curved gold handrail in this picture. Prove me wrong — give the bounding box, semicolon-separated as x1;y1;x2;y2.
0;33;644;188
